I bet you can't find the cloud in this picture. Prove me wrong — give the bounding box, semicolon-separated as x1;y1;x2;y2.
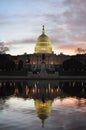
62;0;86;48
0;0;86;55
5;38;35;46
63;0;86;28
0;13;32;26
4;38;36;55
53;44;77;55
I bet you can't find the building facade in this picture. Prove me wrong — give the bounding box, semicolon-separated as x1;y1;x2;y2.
12;26;70;69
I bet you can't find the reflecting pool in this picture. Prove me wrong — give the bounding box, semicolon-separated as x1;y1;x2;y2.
0;80;86;130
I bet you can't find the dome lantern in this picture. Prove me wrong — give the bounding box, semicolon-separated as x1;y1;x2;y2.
42;25;45;34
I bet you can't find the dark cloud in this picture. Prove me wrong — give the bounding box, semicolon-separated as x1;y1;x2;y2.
43;0;86;50
62;0;86;48
5;38;35;46
63;0;86;28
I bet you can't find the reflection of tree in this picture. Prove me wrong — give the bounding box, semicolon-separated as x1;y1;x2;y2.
59;81;86;98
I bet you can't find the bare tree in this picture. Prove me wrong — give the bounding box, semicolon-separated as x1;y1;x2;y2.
76;47;86;54
0;42;9;54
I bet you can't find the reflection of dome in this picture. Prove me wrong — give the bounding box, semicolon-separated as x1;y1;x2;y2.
35;25;53;54
34;99;52;127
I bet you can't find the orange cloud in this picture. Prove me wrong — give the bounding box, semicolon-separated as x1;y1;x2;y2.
53;45;79;55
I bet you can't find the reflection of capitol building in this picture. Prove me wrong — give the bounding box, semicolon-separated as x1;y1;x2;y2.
0;80;60;128
34;99;52;127
0;80;86;127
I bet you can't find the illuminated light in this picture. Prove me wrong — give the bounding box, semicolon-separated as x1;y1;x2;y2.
14;82;15;86
25;59;28;63
25;85;29;96
40;103;46;107
32;88;35;93
35;83;37;88
0;82;2;86
33;61;36;64
46;89;48;93
51;88;54;93
4;82;6;86
73;82;75;87
56;88;59;92
14;59;18;65
34;84;37;92
82;82;83;86
10;82;12;86
82;88;84;92
50;61;54;64
48;83;51;93
14;88;19;96
38;89;40;93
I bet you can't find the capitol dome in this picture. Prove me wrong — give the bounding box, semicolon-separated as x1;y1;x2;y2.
35;26;53;54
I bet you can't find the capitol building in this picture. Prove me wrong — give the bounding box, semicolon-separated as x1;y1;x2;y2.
26;26;58;65
12;26;69;72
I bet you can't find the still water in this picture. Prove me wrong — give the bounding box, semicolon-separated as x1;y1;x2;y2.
0;80;86;130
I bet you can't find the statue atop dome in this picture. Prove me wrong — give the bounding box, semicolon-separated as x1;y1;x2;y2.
42;25;45;34
35;26;53;54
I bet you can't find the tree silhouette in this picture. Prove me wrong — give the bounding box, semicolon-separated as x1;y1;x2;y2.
0;54;16;71
18;60;23;70
0;42;9;54
76;48;86;54
5;60;16;71
63;58;83;72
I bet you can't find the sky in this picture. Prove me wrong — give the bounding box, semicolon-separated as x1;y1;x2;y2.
0;0;86;55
